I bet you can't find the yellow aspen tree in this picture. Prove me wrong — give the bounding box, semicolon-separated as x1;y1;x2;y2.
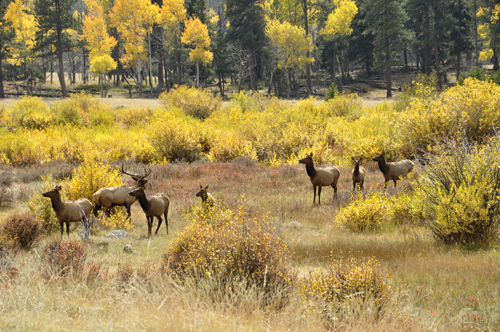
110;0;158;97
477;4;500;61
265;19;314;99
320;0;357;93
4;0;38;76
181;17;212;87
82;0;117;97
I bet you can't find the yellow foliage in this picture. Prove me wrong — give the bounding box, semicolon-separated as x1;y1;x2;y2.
98;209;133;230
181;17;212;66
4;0;38;66
159;85;221;119
207;131;256;162
3;96;51;130
321;0;358;39
336;192;391;232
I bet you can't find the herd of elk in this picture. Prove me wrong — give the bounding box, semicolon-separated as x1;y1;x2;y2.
42;154;415;237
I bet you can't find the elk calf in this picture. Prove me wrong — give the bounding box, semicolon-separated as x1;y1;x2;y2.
372;154;414;189
351;158;366;191
299;153;340;204
129;187;170;237
196;185;215;208
43;185;93;237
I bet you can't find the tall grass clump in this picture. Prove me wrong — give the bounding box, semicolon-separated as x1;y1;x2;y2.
162;203;295;304
300;257;392;327
414;139;500;245
159;85;221;119
40;238;87;280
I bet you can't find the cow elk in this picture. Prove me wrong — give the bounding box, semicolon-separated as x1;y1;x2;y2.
351;158;366;191
196;185;215;208
299;153;340;204
129;187;170;237
42;185;93;237
372;154;414;189
92;164;151;220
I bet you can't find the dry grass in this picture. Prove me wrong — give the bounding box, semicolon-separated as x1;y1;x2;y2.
0;161;498;331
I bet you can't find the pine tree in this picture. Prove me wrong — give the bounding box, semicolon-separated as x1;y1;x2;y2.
34;0;79;97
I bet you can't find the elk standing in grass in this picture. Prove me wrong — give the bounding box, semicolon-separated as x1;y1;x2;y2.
351;158;366;191
43;185;93;237
92;165;151;220
299;153;340;204
196;185;215;208
372;154;414;189
129;187;170;237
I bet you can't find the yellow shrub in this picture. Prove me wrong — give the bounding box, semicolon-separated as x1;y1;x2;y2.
3;96;51;130
159;85;221;119
50;98;84;126
148;115;202;162
207;131;256;162
68;151;123;202
301;257;392;324
98;209;133;230
336;192;391;232
324;93;363;119
87;104;116;128
162;202;295;302
117;107;153;127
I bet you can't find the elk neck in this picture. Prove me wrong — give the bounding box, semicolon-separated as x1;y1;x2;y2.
353;163;360;176
305;162;317;178
136;192;151;211
376;158;389;174
49;194;64;213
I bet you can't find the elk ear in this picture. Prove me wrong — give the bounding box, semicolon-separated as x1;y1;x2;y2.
200;184;203;189
56;185;62;191
310;152;313;157
205;185;209;190
142;179;148;185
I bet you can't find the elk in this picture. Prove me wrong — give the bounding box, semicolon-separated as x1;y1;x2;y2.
299;153;340;204
372;154;414;189
196;185;215;208
351;158;366;191
42;185;93;237
92;165;151;220
129;187;170;237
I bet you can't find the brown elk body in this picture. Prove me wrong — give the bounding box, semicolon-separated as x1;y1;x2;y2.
299;153;340;204
92;166;150;219
129;188;170;237
196;185;215;207
372;154;414;189
42;186;93;236
351;158;366;191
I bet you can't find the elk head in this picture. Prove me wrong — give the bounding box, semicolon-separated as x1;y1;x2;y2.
299;152;313;165
196;185;209;198
42;185;62;199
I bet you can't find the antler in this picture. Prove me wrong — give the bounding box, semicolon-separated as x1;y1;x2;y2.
117;163;151;180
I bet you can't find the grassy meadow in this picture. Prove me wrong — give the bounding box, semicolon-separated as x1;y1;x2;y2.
1;79;500;331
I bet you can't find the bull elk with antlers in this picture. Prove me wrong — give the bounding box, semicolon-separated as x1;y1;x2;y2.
92;164;151;220
43;185;93;237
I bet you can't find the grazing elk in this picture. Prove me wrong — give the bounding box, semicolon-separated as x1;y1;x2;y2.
299;153;340;204
92;165;151;220
351;158;366;191
129;187;170;237
372;154;414;189
42;185;93;237
196;185;215;208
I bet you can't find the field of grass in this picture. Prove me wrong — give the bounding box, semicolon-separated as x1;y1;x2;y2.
1;79;500;331
0;159;499;331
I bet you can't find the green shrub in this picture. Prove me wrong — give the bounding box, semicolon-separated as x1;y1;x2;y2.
300;257;392;325
490;69;500;85
458;67;487;85
40;239;87;280
324;82;339;102
159;85;221;119
1;212;42;248
161;203;295;303
414;139;500;245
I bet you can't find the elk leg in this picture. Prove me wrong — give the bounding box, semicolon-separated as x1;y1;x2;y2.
155;216;163;235
147;217;153;237
164;212;168;235
361;181;364;190
126;204;132;222
313;185;317;204
393;180;397;189
60;222;64;237
318;186;322;204
384;180;388;189
66;221;70;237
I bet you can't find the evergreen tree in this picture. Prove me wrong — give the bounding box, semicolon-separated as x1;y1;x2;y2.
225;0;266;90
0;0;14;98
34;0;79;97
361;0;408;97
